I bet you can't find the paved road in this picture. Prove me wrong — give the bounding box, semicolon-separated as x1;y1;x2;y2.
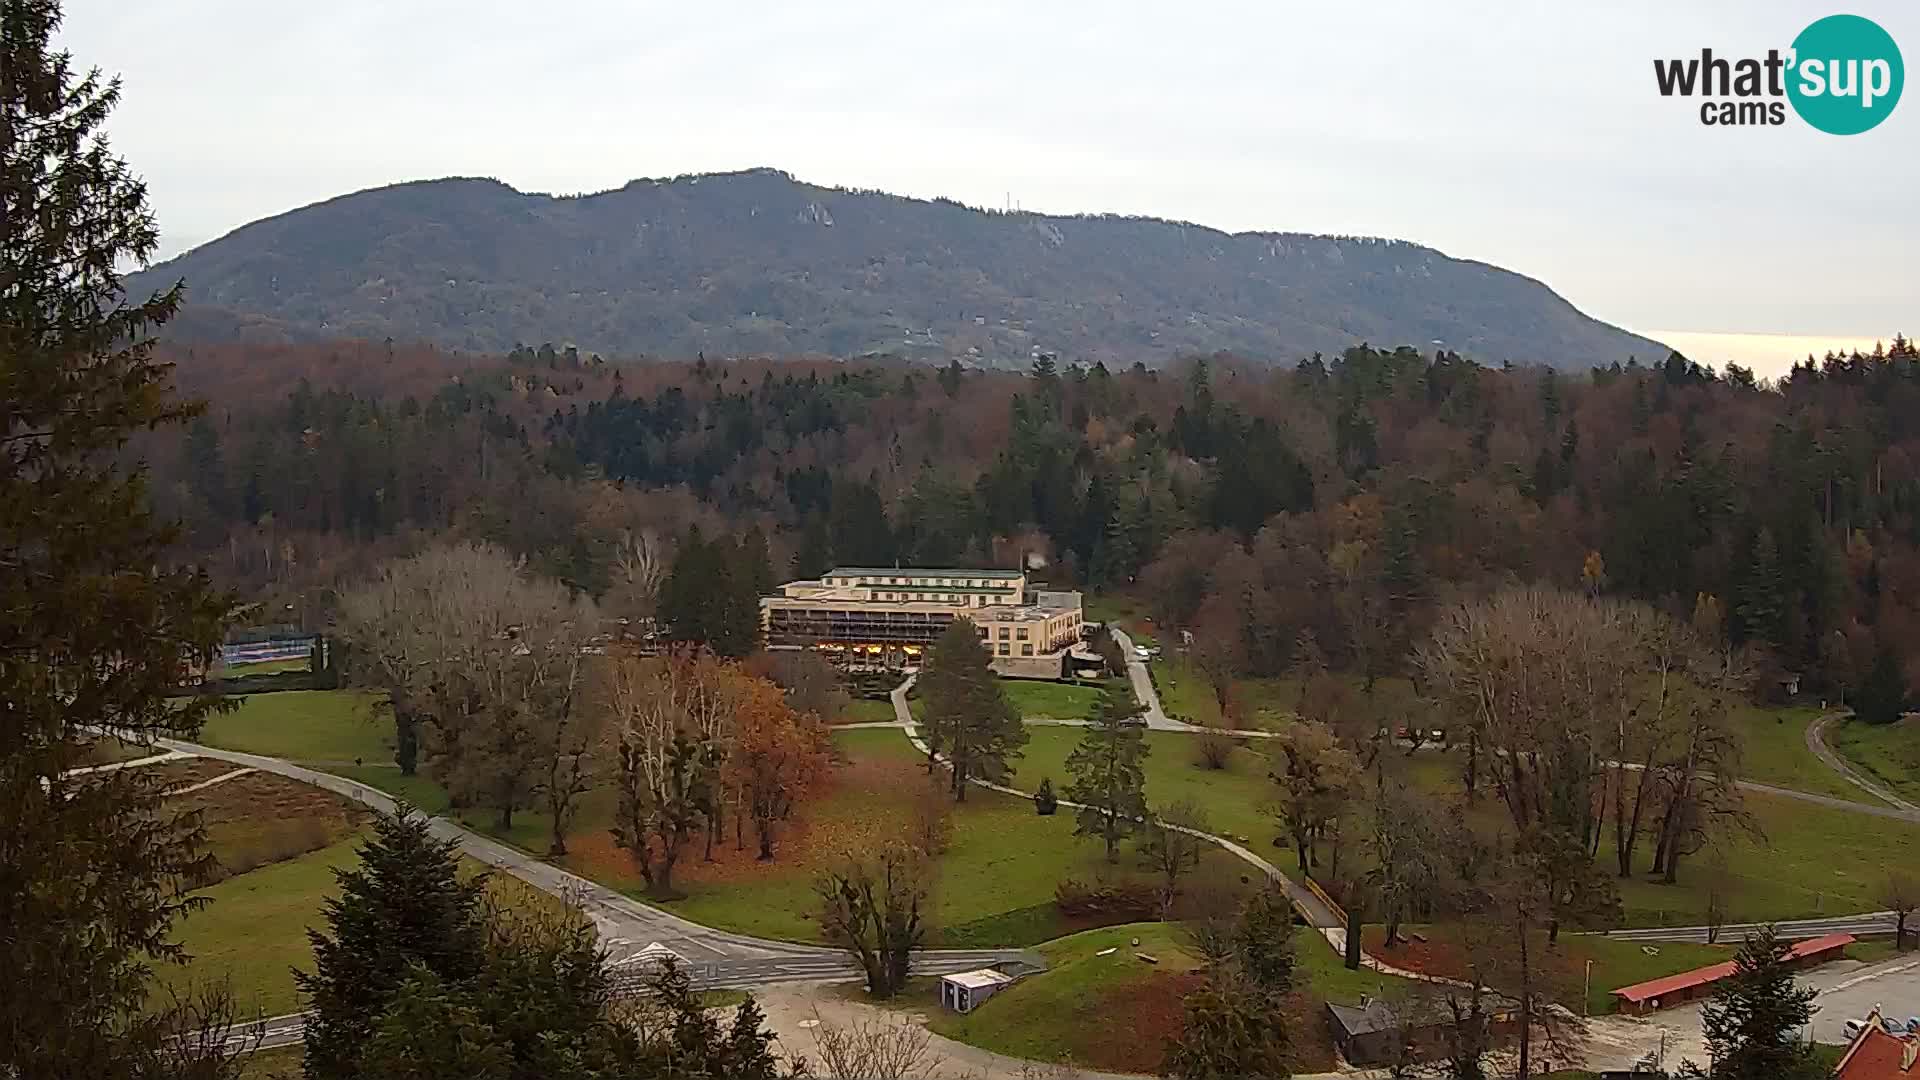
1602;912;1905;944
1808;712;1920;814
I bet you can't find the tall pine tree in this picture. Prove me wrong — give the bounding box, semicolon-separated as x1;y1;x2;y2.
297;805;487;1079
918;618;1027;801
2;1;235;1073
1683;926;1824;1080
1063;683;1150;861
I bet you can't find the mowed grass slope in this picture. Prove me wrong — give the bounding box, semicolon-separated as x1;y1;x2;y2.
930;921;1417;1074
1830;716;1920;804
157;834;363;1016
1733;705;1875;803
1001;678;1108;721
161;829;565;1019
195;690;393;764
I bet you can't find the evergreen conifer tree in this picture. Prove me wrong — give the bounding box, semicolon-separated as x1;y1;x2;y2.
297;804;487;1079
1854;639;1911;725
918;618;1026;800
1063;683;1150;861
2;1;237;1072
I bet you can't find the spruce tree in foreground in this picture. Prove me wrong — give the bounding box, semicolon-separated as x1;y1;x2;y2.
298;804;487;1079
1678;925;1824;1080
1;0;237;1073
1064;682;1149;860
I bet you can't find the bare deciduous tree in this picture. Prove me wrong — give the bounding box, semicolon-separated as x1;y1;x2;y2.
1883;869;1920;951
1141;799;1211;917
815;840;931;999
604;650;735;896
338;541;602;844
1268;720;1361;874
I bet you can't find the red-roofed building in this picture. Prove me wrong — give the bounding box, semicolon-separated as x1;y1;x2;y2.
1607;933;1854;1015
1834;1010;1920;1079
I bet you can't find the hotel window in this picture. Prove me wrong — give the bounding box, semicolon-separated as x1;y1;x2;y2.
1021;644;1034;656
1016;627;1029;640
997;643;1009;656
997;627;1009;639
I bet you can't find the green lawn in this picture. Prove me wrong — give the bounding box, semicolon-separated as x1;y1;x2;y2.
840;698;898;724
929;922;1199;1064
1081;593;1147;627
157;834;364;1016
1001;679;1108;721
1008;726;1288;859
236;1045;303;1079
196;690;392;764
1610;784;1920;925
1403;746;1920;926
657;759;1251;946
1734;705;1874;803
1830;717;1920;804
161;829;565;1020
1151;656;1221;727
1567;935;1733;1015
930;920;1417;1071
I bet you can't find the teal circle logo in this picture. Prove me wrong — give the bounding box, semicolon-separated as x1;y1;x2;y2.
1787;14;1903;134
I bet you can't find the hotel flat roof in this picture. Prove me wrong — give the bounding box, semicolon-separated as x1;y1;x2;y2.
826;567;1024;579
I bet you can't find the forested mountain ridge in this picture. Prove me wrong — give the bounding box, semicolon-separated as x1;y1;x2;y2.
130;167;1665;370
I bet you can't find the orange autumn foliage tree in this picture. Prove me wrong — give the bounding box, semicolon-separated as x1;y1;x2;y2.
728;675;831;861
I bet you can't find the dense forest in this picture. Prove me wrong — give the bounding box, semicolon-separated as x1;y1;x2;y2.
147;335;1920;705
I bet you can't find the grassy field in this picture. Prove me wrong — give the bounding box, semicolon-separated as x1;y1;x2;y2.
1008;726;1285;852
1403;746;1920;925
637;728;1251;945
1830;716;1920;804
1733;705;1876;803
195;690;393;764
928;920;1416;1074
1001;678;1109;721
160;826;564;1020
840;697;898;724
157;834;363;1016
1151;655;1222;726
236;1045;303;1079
1363;925;1733;1016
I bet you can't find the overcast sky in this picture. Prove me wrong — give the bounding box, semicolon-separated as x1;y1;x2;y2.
61;1;1916;373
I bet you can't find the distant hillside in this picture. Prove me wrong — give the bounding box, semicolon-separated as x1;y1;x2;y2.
132;167;1665;369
